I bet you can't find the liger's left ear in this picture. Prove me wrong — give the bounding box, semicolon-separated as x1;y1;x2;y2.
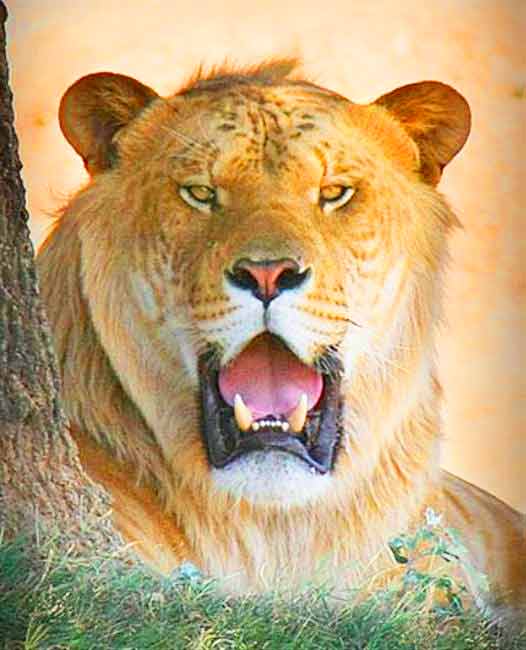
374;81;471;185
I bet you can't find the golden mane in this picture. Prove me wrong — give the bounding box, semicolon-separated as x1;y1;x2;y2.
178;57;303;94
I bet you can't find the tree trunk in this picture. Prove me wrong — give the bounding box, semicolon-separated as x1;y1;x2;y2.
0;2;120;556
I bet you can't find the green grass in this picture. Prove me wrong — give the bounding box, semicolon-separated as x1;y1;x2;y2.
1;531;524;649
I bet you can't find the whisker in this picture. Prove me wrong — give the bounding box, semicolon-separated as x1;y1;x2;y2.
347;318;362;328
160;125;216;153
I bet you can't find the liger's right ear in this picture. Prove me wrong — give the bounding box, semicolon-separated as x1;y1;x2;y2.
59;73;159;175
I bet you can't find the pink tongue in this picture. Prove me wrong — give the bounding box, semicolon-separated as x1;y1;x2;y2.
218;334;323;419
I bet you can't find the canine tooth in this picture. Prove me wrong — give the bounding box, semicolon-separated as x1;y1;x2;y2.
252;422;260;431
287;393;308;433
282;421;290;432
234;394;253;432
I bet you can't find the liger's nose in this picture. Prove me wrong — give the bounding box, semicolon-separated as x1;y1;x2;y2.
226;258;310;306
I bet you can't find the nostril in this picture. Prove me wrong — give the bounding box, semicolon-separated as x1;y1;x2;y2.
229;267;260;294
226;258;310;304
276;267;311;292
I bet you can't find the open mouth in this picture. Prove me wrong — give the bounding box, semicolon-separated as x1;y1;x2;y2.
198;333;342;474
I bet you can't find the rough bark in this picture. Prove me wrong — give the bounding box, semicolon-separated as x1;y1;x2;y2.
0;2;120;556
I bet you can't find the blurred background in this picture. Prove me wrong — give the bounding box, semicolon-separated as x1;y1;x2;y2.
7;0;525;511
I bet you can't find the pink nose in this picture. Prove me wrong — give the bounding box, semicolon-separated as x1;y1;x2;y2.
227;258;309;305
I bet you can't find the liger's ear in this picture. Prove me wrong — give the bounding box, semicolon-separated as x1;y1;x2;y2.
59;73;159;175
374;81;471;185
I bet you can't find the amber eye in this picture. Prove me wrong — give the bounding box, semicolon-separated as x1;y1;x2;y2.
320;185;356;214
179;185;216;212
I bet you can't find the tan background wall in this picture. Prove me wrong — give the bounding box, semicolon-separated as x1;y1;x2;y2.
7;0;525;511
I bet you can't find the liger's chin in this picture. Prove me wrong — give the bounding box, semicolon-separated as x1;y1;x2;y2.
211;450;333;506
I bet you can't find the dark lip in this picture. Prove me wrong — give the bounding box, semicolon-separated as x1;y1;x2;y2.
198;338;343;474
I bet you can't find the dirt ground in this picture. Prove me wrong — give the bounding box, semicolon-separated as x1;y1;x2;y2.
7;0;525;511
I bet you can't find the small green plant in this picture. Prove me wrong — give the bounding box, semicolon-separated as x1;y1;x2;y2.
388;507;490;619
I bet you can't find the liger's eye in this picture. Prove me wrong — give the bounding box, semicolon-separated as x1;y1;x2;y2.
320;185;356;214
179;185;216;212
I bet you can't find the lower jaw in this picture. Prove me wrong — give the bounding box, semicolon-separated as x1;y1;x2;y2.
210;449;333;506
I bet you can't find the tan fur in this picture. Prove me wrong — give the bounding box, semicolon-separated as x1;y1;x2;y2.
38;61;524;622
